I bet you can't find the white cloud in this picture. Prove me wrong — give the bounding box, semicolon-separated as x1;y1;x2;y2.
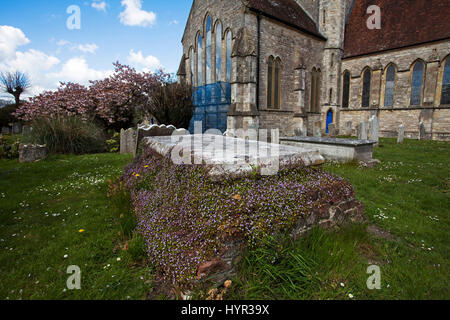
56;40;99;54
48;57;112;86
169;20;179;26
76;43;99;54
0;25;30;60
127;50;162;72
119;0;156;27
92;1;107;12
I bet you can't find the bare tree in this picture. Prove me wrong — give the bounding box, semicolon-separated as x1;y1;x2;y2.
0;71;31;106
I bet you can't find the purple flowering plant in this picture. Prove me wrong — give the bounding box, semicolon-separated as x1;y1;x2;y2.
121;148;355;286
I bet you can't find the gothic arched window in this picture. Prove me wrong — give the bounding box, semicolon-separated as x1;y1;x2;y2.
384;65;396;107
226;31;232;82
342;71;350;109
410;60;424;106
310;68;321;112
206;16;212;84
441;57;450;105
215;22;222;82
267;57;281;109
362;68;371;108
197;34;203;86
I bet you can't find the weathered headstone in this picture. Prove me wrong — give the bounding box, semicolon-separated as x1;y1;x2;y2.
397;124;405;144
359;121;368;140
19;144;48;163
328;123;337;137
120;128;137;154
12;123;22;134
1;127;10;135
313;121;322;138
22;125;32;136
418;122;426;141
346;121;353;136
368;115;379;144
135;124;188;156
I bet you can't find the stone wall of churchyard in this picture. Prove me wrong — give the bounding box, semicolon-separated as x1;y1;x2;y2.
339;40;450;141
181;0;244;86
250;14;325;136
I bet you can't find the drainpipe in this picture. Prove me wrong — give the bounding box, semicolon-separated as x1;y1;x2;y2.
256;12;262;111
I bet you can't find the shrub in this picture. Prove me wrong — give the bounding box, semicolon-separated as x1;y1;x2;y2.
0;134;20;159
106;132;120;153
30;116;106;155
145;81;194;129
121;148;355;286
0;104;18;128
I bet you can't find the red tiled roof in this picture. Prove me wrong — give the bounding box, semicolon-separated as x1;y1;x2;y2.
344;0;450;58
246;0;325;39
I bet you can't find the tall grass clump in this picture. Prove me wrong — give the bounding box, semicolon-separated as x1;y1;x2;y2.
30;116;106;154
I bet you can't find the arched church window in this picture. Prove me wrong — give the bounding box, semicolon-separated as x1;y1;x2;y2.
215;22;222;82
362;68;371;108
410;60;424;106
342;71;350;108
384;65;396;107
267;57;281;109
206;16;212;84
310;68;321;112
226;31;232;82
441;57;450;105
197;34;203;86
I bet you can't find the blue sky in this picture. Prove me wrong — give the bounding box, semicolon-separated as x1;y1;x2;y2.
0;0;192;99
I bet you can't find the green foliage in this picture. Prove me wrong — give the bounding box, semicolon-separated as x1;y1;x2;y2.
30;116;106;155
106;132;120;153
0;104;18;128
0;134;20;159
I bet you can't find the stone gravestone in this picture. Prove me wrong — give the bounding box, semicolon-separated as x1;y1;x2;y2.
134;124;188;156
313;121;322;138
120;128;137;155
1;127;10;135
22;125;31;136
19;144;48;163
368;115;379;144
359;121;368;140
397;124;405;144
418;122;426;141
12;123;22;134
328;123;337;137
346;121;353;136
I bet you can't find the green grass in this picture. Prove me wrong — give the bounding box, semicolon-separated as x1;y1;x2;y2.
227;138;449;300
0;153;152;300
0;138;449;300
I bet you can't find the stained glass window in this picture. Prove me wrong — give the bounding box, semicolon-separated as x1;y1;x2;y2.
441;58;450;105
215;22;222;82
197;34;203;86
410;61;424;106
342;71;350;108
226;31;232;82
384;65;395;107
206;16;212;84
362;69;371;108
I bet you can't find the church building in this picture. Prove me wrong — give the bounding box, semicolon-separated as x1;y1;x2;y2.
177;0;450;141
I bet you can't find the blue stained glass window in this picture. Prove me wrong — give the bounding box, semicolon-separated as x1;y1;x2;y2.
206;16;212;84
197;34;203;86
216;23;222;82
410;61;424;106
226;31;232;82
441;58;450;105
384;65;395;107
190;48;194;85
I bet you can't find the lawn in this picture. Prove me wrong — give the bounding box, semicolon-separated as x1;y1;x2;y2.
226;138;449;300
0;152;152;300
0;138;449;300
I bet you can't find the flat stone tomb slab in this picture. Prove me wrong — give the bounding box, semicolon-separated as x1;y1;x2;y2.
280;136;377;163
143;135;325;180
